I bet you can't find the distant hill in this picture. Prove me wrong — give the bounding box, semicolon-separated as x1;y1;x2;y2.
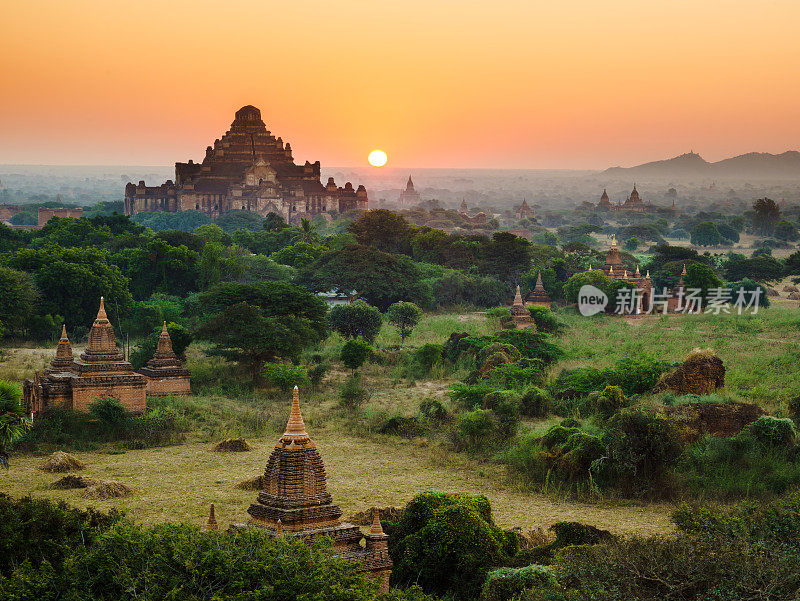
603;151;800;178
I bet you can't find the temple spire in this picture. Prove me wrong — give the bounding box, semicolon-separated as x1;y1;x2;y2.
283;386;308;441
96;297;108;322
513;285;524;306
204;503;219;531
370;507;384;536
535;271;544;289
611;234;617;247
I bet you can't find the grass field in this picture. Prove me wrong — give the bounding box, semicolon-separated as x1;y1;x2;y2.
3;305;798;537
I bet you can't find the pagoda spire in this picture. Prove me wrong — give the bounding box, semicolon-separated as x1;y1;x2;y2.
513;285;524;306
611;234;617;247
535;271;544;290
204;503;219;531
283;386;309;441
96;297;108;323
370;507;384;536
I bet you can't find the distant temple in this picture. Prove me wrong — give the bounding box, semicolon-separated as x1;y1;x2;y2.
23;299;191;415
525;272;552;308
596;189;612;211
614;184;651;212
601;236;653;313
246;387;392;591
514;199;535;219
398;176;420;205
125;105;368;223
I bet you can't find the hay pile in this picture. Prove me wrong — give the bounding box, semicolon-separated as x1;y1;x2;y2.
767;288;779;297
654;348;725;395
789;292;800;300
236;475;266;490
50;474;98;489
783;285;799;293
82;481;134;499
211;438;252;452
39;451;85;473
348;506;405;526
658;402;766;443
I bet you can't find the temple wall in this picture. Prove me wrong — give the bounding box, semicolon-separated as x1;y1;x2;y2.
72;384;146;414
38;208;83;227
145;376;191;396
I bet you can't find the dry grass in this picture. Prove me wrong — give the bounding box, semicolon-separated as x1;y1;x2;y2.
2;433;676;536
39;451;85;473
50;474;98;489
211;438;252;452
83;481;134;499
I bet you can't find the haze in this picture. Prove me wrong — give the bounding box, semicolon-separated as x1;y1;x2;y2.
1;0;798;168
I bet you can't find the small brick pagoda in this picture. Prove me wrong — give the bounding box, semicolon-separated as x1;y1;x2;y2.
247;387;392;591
525;271;552;308
601;235;653;313
509;285;536;328
23;298;148;415
137;322;191;396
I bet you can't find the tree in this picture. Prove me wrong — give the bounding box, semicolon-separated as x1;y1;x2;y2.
0;267;37;336
269;241;323;268
623;236;639;251
263;212;288;232
691;221;723;246
348;209;413;254
9;211;36;226
774;219;799;241
753;198;781;236
263;363;310;392
340;338;372;371
297;244;429;310
716;222;740;243
215;210;264;233
327;300;383;342
479;232;532;285
683;263;724;303
131;209;211;232
197;282;327;380
386;302;423;343
0;380;31;469
297;217;320;245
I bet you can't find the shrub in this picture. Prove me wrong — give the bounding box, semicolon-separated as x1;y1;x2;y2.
340;338;372;371
419;398;448;423
528;306;562;334
414;343;444;374
788;396;800;424
551;367;606;399
308;363;328;389
589;385;627;419
263;363;310;392
386;301;424;343
743;416;796;449
338;372;370;410
481;565;555;601
483;392;521;438
494;329;562;364
486;360;546;390
380;415;424;438
89;397;129;438
602;356;671;395
326;299;382;342
452;410;498;452
520;386;551;418
450;382;497;410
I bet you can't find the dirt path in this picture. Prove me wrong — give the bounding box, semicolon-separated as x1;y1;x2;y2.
1;431;676;536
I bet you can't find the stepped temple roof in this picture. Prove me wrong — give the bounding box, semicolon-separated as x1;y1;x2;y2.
525;271;552;308
137;322;191;396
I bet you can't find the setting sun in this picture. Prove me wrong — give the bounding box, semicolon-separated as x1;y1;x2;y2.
368;149;388;167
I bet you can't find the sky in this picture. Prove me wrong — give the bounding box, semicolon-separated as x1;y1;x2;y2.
1;0;799;169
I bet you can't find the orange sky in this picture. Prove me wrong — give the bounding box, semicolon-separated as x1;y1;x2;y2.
1;0;799;169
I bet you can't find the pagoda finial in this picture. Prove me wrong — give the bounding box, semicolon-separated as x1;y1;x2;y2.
609;265;614;275
611;234;617;247
624;269;628;278
635;265;641;276
645;270;651;279
681;264;687;276
513;285;523;306
370;507;384;535
60;324;68;341
535;271;544;289
275;519;283;537
96;297;108;322
205;503;219;531
283;386;308;440
161;321;168;335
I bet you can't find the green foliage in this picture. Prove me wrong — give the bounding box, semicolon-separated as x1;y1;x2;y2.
753;197;782;236
327;299;383;342
426;271;508;308
481;565;554;601
419;398;448;423
743;416;796;449
197;281;327;379
494;329;562;364
131;210;211;232
340;338;373;371
690;221;723;246
520;386;552;417
0;267;37;335
214;209;265;233
129;322;192;371
622;236;639;251
551;355;670;399
413;343;444;375
263;363;310;392
386;301;424;343
479;232;533;284
528;306;561;333
89;397;129;439
270;240;324;268
339;372;370;410
589;385;627;419
450;382;497;410
775;219;800;241
486;360;546;390
349;209;413;254
390;492;512;600
452;409;498;451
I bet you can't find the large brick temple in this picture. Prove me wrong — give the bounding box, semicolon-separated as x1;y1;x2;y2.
246;387;392;591
125;105;369;222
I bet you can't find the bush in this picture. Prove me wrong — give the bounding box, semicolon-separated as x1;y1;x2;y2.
483;392;520;438
528;306;561;334
520;386;551;418
743;416;796;449
419;398;448;423
326;299;382;342
450;382;497;410
414;343;444;374
308;363;328;389
551;367;606;399
481;565;555;601
589;385;627;419
338;372;370;410
89;397;129;439
452;410;498;452
380;415;424;438
494;329;562;364
340;338;372;371
263;363;310;392
486;360;546;390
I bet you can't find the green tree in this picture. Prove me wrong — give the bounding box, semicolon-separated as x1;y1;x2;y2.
479;232;532;285
263;363;310;392
684;262;724;303
327;300;382;342
270;241;323;268
0;267;37;336
752;197;781;236
197;282;327;380
774;219;799;241
0;380;30;469
691;221;723;246
348;209;413;254
623;236;639;251
386;301;423;343
297;217;320;244
340;338;372;371
214;210;264;233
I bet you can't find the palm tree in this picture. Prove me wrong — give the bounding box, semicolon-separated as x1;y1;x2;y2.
0;380;31;470
298;218;320;245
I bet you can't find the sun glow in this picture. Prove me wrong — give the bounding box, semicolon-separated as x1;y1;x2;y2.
368;150;388;167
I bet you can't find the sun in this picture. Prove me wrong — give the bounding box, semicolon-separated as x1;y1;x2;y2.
368;149;388;167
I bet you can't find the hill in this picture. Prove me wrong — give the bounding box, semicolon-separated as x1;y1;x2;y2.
604;150;800;179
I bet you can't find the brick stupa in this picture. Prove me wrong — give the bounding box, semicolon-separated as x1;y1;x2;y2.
525;271;552;309
137;322;191;396
247;387;392;591
509;285;535;328
23;298;148;414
